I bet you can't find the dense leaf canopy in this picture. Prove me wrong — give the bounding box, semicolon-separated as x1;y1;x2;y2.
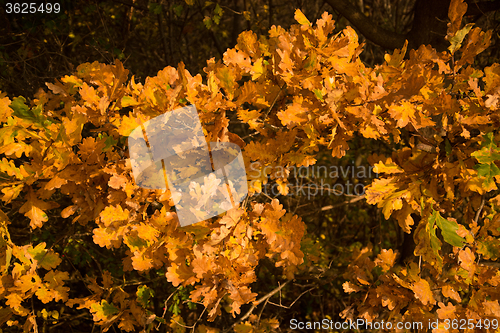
0;0;500;332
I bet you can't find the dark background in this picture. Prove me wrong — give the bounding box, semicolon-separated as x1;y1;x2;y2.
1;0;499;98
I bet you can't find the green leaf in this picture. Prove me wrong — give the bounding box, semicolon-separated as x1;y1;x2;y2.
101;300;119;317
149;3;162;14
121;96;139;108
471;132;500;164
173;4;183;17
313;89;324;101
98;133;118;151
430;210;466;248
427;212;442;255
203;16;213;30
445;138;452;156
214;4;223;16
303;52;317;70
137;285;154;308
477;238;500;259
126;235;148;250
448;23;474;54
11;97;32;120
181;224;210;241
475;162;500;180
27;243;62;270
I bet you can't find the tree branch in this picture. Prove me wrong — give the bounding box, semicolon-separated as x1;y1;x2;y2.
466;1;500;16
324;0;406;50
223;280;291;333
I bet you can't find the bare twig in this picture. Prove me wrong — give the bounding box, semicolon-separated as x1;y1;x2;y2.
474;195;485;225
157;12;169;66
301;194;366;216
268;286;317;309
262;83;287;127
223;280;291;333
156;286;181;331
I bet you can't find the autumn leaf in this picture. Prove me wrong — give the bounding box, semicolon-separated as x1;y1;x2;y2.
372;158;404;174
448;23;474;54
294;9;311;27
277;96;307;126
18;188;59;229
446;0;468;39
458;247;476;277
99;205;130;227
90;300;120;322
1;184;24;204
411;278;436;306
343;281;361;293
27;243;62;270
166;262;196;287
430;210;466;248
136;285;154;308
482;300;500;317
0;94;13;122
437;302;456;319
374;249;396;272
388;101;415;128
441;285;461;302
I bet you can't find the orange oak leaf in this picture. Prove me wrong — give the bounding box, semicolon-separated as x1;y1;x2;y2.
374;249;397;272
18;188;59;229
447;0;468;39
411;278;436;306
441;285;462;302
437;302;456;320
482;300;500;317
458;247;476;278
99;205;130;227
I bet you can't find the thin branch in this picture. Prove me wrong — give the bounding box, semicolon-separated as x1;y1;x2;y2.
466;1;500;17
223;280;291;333
110;0;149;11
474;195;485;225
324;0;406;49
156;286;181;331
301;194;365;217
262;83;287;127
157;12;169;66
268;286;317;309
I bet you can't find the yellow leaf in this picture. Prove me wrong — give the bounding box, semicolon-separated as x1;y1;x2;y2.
1;184;24;204
411;278;436;306
373;158;404;174
365;177;398;205
134;223;159;243
0;94;13;122
251;58;265;80
99;205;129;227
294;9;310;26
374;249;396;272
458;247;476;280
61;113;86;146
131;251;153;271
